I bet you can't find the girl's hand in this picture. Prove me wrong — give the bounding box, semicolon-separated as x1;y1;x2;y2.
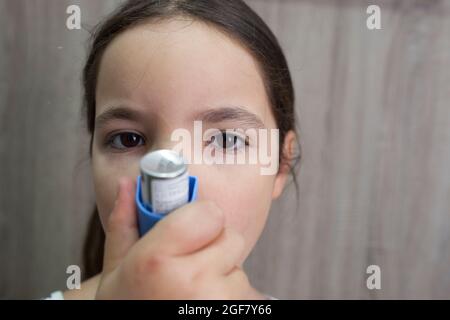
95;177;265;299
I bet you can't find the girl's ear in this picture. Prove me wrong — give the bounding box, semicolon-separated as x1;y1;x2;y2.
272;130;297;200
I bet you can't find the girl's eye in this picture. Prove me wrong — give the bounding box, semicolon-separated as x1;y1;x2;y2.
107;132;145;150
208;131;249;151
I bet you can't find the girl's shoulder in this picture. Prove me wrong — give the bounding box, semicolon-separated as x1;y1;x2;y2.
44;290;64;300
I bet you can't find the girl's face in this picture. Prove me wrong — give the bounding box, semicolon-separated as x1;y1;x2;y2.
92;17;293;262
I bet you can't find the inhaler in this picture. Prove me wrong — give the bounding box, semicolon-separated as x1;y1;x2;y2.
135;149;198;236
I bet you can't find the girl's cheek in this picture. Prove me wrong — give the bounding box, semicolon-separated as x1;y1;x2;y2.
195;165;273;237
222;183;272;262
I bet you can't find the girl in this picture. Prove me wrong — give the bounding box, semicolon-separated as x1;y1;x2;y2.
51;0;300;299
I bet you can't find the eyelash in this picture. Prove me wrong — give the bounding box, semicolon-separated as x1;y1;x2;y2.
105;131;146;151
206;130;250;152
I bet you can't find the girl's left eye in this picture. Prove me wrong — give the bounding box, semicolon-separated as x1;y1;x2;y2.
107;132;145;150
207;131;249;151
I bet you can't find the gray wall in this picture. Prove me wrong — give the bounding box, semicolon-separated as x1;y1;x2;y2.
1;0;449;299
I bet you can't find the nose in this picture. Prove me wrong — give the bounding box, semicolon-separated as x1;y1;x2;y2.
147;130;192;161
150;138;181;152
149;125;193;151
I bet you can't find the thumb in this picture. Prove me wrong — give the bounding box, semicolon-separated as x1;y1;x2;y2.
102;177;139;274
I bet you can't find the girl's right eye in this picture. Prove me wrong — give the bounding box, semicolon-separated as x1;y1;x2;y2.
106;132;145;150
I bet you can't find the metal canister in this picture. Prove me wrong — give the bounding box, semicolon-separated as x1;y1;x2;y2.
140;149;189;214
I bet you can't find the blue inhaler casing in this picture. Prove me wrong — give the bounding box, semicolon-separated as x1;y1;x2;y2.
135;175;198;236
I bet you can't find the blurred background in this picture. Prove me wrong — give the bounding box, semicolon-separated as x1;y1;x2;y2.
1;0;450;299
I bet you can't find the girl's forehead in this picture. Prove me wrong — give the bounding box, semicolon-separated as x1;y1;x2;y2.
95;18;276;129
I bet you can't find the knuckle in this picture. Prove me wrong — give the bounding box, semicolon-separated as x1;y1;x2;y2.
134;251;168;275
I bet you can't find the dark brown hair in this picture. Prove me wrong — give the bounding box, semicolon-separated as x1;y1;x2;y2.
82;0;301;279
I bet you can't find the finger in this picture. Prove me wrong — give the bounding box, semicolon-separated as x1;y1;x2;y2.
137;200;225;257
186;227;246;276
103;177;139;273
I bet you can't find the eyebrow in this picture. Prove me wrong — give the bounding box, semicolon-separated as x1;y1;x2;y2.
95;105;267;130
192;106;267;129
95;106;143;130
